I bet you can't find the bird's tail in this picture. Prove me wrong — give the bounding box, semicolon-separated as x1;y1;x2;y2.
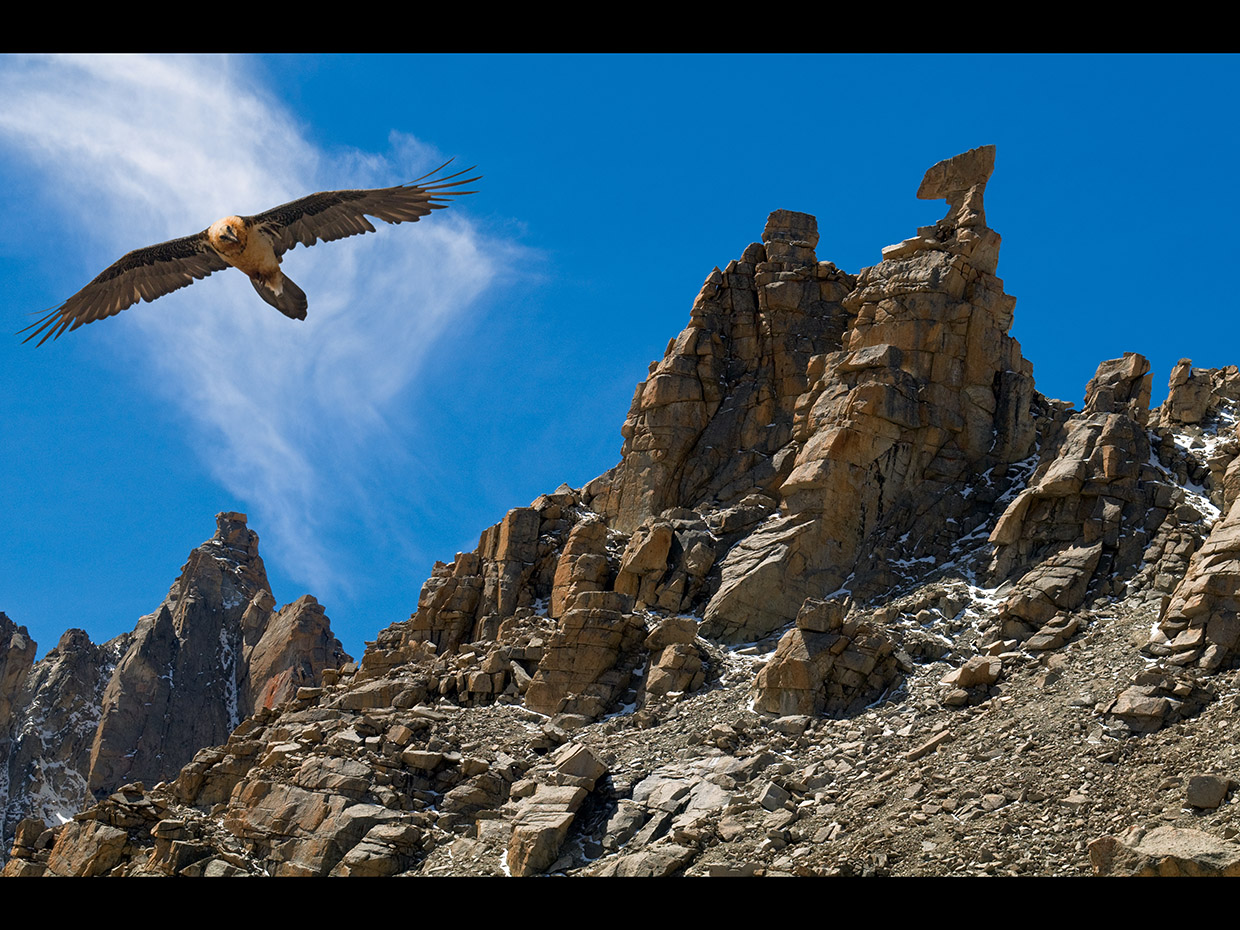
250;273;308;321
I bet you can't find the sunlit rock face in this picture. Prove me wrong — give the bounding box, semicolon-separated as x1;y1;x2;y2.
701;146;1038;642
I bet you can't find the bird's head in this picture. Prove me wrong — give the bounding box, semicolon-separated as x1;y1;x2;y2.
208;216;248;254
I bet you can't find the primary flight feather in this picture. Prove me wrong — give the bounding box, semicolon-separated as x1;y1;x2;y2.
21;160;479;346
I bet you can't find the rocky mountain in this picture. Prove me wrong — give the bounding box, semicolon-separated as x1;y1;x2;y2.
8;146;1240;877
0;512;349;856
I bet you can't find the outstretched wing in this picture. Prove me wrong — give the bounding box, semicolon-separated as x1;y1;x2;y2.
21;231;228;346
249;160;480;257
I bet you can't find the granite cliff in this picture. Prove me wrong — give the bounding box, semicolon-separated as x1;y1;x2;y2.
8;147;1240;877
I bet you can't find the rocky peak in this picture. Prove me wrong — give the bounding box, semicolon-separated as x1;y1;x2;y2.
600;204;853;535
703;144;1034;641
1083;352;1152;423
0;513;348;857
1155;359;1240;427
881;144;1001;274
162;510;268;622
0;614;36;738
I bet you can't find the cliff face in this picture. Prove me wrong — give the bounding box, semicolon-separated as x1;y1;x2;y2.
10;147;1240;878
0;513;349;853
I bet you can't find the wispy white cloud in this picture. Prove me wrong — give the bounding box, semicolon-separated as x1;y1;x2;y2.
0;53;511;596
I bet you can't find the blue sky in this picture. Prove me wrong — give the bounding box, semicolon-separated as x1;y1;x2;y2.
1;53;1236;661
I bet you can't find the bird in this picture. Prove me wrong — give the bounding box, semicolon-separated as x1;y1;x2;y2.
20;160;479;346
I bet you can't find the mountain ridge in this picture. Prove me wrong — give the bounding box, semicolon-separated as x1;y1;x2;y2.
7;145;1240;877
0;512;349;854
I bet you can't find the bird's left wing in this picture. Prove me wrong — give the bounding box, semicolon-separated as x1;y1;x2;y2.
21;231;228;345
250;161;480;256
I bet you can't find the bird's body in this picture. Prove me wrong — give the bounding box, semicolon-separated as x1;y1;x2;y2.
208;214;280;282
21;161;478;345
206;213;307;319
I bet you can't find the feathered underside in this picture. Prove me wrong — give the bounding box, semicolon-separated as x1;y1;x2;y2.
250;161;480;256
20;233;229;346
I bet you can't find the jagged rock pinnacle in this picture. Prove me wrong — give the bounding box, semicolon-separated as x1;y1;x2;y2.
882;144;1002;273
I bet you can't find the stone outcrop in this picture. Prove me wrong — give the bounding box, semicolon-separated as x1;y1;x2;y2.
641;616;707;703
599;209;851;537
1137;362;1240;676
506;743;606;876
1081;362;1240;734
523;591;645;718
86;513;349;795
703;145;1037;642
1146;496;1240;673
241;594;347;712
987;353;1163;639
754;598;905;716
1155;360;1240;429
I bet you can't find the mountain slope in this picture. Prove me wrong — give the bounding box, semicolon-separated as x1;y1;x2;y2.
8;147;1240;878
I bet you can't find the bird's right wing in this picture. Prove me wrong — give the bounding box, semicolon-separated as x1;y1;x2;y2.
21;231;228;345
250;161;480;256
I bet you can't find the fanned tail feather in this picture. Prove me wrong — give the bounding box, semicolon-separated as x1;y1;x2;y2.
250;274;307;321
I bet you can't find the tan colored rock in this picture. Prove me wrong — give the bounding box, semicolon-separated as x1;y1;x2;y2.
614;522;674;606
403;489;587;658
1101;666;1213;734
990;355;1160;638
506;787;588;875
524;592;644;718
1154;359;1240;428
505;744;605;876
44;820;129;877
754;598;902;716
553;742;606;785
330;822;423;877
604;213;852;536
549;518;611;618
1090;825;1240;876
241;594;350;713
940;656;1002;689
507;807;578;877
881;145;1001;273
589;842;697;877
644;616;699;650
644;643;706;701
1148;492;1240;671
705;150;1036;642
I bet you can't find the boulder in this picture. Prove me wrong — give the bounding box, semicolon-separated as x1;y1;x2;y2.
1090;825;1240;876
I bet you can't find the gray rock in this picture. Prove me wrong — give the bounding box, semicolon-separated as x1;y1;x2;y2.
1186;774;1234;810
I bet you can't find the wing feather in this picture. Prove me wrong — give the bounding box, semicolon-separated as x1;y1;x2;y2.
250;160;480;257
21;231;228;346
